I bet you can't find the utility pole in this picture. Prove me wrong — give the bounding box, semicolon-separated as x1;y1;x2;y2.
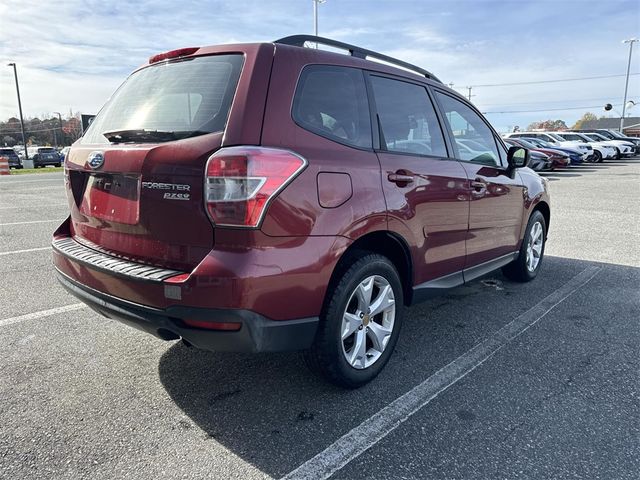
620;38;638;133
7;63;28;160
313;0;326;46
53;112;63;146
448;82;454;89
51;119;57;147
466;86;475;102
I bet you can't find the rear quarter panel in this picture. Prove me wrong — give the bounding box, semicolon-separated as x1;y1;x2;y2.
259;45;387;239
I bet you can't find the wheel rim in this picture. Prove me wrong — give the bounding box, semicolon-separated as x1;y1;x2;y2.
526;221;544;272
341;275;396;370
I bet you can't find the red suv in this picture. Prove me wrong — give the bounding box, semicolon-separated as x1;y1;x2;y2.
53;36;550;387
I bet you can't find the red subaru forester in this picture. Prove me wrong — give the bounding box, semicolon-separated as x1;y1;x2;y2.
53;36;550;387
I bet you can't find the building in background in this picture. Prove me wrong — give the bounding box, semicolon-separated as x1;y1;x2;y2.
581;117;640;137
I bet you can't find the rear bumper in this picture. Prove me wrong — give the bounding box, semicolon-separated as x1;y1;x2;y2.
35;158;61;166
56;269;319;353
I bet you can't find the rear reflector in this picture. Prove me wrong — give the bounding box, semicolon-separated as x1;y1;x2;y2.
164;273;190;284
204;146;307;228
182;319;242;331
149;47;199;64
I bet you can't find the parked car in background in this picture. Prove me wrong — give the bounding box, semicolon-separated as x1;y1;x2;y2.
52;35;551;387
518;137;584;165
503;139;551;171
572;132;634;159
14;147;26;160
528;150;553;171
0;147;22;169
553;132;616;162
60;146;71;163
29;147;63;168
504;138;570;169
575;129;640;154
504;131;593;161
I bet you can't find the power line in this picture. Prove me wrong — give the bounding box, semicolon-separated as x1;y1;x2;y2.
0;125;64;134
471;72;640;88
478;96;633;108
483;103;624;114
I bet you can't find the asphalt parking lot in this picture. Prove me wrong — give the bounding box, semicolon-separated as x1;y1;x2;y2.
1;161;638;480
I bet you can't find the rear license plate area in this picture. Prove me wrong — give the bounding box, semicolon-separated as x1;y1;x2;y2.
79;174;140;224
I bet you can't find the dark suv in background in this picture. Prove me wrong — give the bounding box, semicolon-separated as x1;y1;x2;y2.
53;35;550;387
0;148;22;169
32;147;62;168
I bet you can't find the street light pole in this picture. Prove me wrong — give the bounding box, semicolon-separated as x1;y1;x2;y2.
313;0;326;46
53;112;63;147
620;38;638;133
7;63;29;159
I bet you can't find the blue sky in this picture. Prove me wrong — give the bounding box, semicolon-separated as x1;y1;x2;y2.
0;0;638;132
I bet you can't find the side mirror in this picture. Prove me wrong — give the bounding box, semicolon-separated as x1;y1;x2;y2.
507;146;529;169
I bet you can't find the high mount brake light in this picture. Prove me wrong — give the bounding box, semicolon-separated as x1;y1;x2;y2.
204;146;307;228
148;47;199;64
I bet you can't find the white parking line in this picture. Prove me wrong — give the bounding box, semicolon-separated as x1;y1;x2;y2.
0;177;63;185
0;204;67;210
0;219;62;226
0;246;51;256
282;265;602;480
0;304;86;328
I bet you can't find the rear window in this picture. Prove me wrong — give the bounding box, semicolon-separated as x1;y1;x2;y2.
370;76;447;157
0;149;14;154
292;65;372;148
82;54;244;144
39;148;56;153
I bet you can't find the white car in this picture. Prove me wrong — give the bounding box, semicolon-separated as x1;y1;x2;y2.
553;132;617;162
503;131;593;161
578;132;634;159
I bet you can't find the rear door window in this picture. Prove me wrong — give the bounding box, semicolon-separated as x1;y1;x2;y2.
369;76;447;157
292;65;372;148
82;54;243;144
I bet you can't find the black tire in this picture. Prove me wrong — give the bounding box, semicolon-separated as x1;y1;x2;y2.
502;210;546;282
593;150;603;163
614;148;621;160
55;163;61;167
304;252;404;388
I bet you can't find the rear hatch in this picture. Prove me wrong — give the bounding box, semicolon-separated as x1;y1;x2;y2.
64;53;244;271
38;148;59;161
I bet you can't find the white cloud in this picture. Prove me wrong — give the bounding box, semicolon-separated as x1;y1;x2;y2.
0;0;638;131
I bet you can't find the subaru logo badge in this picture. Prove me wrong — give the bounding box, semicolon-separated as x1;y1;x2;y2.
87;151;104;170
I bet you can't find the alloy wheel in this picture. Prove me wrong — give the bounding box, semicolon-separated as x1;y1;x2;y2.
341;275;396;369
526;221;544;272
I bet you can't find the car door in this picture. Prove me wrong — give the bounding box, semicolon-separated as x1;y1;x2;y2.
368;74;469;286
433;90;525;271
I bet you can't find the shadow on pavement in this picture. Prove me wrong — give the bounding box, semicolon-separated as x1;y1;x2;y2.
157;256;640;478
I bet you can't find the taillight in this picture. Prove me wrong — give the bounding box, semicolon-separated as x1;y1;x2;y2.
204;146;307;228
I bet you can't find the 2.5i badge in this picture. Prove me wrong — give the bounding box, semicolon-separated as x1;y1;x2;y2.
141;181;191;201
163;192;190;201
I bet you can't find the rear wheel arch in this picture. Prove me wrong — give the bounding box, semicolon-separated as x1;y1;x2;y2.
328;231;413;307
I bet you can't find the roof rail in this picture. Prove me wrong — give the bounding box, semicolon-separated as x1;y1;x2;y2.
274;35;442;83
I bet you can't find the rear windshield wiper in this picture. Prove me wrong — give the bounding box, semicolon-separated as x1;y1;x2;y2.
103;129;209;143
102;129;180;143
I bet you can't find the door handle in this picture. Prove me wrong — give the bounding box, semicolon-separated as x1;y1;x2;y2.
470;179;487;195
388;172;415;184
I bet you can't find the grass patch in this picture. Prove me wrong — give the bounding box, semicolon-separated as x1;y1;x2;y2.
9;167;64;175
